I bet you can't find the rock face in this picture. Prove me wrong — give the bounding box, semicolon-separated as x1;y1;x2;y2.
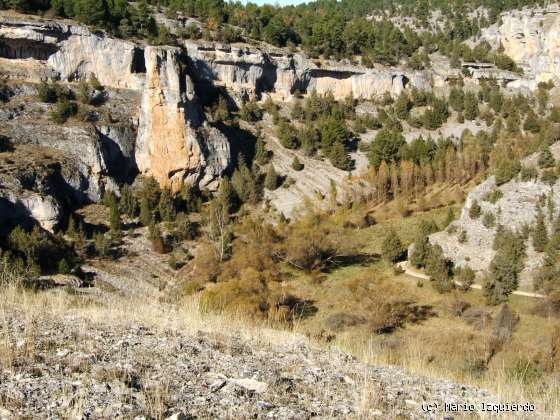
481;5;560;86
135;46;229;191
184;41;430;102
0;14;144;89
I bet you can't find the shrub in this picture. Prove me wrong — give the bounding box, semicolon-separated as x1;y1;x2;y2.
538;148;555;169
469;200;481;219
148;223;166;254
291;156;303;171
520;166;538;182
455;266;475;291
482;189;503;204
381;229;405;264
458;230;468;243
37;81;58;103
50;99;77;124
482;212;496;228
492;303;519;342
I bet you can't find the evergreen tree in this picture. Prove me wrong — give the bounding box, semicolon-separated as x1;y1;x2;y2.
523;109;540;133
484;228;526;304
425;244;454;293
264;164;278;190
148;222;166;254
254;136;268;165
463;92;479;120
158;188;176;222
394;91;411;119
448;87;464;112
328;141;352;171
533;206;549;253
139;196;153;227
381;229;404;263
410;235;431;268
109;196;122;233
217;177;235;213
119;184;138;217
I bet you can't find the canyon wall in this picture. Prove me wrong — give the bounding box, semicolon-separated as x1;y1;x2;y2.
481;5;560;86
135;46;229;192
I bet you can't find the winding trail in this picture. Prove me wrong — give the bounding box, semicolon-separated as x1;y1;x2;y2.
396;261;546;299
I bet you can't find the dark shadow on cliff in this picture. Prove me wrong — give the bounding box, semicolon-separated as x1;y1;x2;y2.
213;121;257;172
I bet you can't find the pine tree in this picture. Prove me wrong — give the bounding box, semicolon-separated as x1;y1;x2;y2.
158;188;176;222
533;206;549;253
410;235;431;268
254;136;268;165
148;222;166;253
381;229;404;263
119;184;138;217
463;92;479;120
109;197;122;233
139;196;153;227
484;228;526;304
425;244;453;293
264;164;278;190
217;177;235;213
328;141;352;171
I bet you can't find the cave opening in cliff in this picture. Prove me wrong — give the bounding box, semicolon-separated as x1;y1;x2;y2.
0;39;58;60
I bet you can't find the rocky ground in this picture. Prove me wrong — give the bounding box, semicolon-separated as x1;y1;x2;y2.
0;300;504;420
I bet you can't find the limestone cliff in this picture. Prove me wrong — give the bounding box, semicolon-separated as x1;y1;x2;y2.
184;41;431;102
481;5;560;86
135;46;229;191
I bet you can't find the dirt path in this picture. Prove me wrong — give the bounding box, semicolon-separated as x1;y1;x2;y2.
396;261;546;299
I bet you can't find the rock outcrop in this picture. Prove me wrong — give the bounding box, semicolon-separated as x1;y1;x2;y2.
425;142;560;290
0;13;144;88
481;5;560;86
184;41;431;102
135;46;229;191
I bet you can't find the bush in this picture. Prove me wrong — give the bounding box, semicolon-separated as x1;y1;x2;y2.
455;266;475;291
482;212;496;228
381;229;405;264
492;303;519;342
291;156;303;171
469;200;481;219
37;81;58;103
541;169;558;186
50;99;77;124
482;189;503;204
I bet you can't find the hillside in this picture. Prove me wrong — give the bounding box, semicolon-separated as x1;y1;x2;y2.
3;0;560;418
